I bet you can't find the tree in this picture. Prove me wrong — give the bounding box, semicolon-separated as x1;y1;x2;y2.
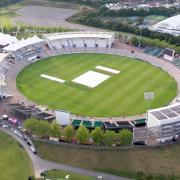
76;125;89;144
36;121;50;138
103;131;116;146
23;118;50;138
91;127;104;145
50;122;61;138
24;118;39;135
118;129;133;146
63;125;75;142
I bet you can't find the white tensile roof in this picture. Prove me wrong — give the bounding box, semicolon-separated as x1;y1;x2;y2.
3;35;43;52
43;31;115;41
0;33;19;46
152;15;180;31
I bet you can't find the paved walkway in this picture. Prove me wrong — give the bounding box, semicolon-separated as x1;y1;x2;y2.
0;128;133;180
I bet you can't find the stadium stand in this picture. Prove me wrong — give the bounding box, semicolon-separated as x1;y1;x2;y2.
8;103;54;120
72;119;82;128
143;47;164;57
0;33;18;48
173;58;180;68
103;122;120;131
3;36;45;61
71;119;103;129
130;119;146;127
42;32;115;50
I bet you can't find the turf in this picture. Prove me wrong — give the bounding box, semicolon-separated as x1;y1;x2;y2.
16;53;177;117
44;169;96;180
0;131;33;180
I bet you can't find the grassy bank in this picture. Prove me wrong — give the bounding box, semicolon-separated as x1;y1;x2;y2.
43;169;96;180
0;131;33;180
34;140;180;179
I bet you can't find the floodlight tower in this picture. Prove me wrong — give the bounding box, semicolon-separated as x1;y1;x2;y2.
144;92;155;140
0;74;5;112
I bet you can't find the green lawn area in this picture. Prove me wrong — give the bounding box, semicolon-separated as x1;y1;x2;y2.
16;53;177;117
0;131;33;180
44;169;96;180
34;140;180;179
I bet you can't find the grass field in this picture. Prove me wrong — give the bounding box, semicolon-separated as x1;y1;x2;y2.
44;169;96;180
17;53;177;117
0;131;33;180
34;140;180;179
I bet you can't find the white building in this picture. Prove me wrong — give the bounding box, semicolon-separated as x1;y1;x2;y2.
42;31;115;50
147;103;180;142
151;15;180;36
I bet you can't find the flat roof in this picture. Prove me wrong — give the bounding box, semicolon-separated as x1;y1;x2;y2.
152;15;180;31
149;103;180;121
43;31;115;41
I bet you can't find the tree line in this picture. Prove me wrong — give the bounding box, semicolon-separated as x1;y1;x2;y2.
24;118;133;146
0;0;21;7
99;6;180;17
70;10;180;52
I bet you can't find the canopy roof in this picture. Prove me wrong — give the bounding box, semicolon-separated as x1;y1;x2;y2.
0;33;18;46
4;36;43;52
43;31;115;41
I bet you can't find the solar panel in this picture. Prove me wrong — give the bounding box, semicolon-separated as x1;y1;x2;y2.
151;111;167;120
161;109;177;118
170;105;180;114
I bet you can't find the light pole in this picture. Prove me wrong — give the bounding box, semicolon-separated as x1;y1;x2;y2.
0;74;5;113
144;92;155;141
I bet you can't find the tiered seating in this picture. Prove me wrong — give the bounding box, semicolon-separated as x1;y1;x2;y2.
82;120;93;128
172;58;180;67
151;48;164;57
116;121;133;131
94;121;103;128
143;47;164;57
130;118;146;127
103;122;119;130
71;119;103;129
72;119;82;127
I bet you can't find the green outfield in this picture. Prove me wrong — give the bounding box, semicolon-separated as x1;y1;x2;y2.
16;53;177;117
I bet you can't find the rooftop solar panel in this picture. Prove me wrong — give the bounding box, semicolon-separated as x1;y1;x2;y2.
161;109;177;118
151;111;167;120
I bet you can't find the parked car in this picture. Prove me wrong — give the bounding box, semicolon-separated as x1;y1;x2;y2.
30;146;37;155
26;141;32;146
2;124;9;128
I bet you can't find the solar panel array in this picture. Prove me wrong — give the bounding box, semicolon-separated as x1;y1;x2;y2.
151;104;180;120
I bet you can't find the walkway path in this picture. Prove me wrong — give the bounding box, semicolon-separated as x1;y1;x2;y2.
0;127;133;180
